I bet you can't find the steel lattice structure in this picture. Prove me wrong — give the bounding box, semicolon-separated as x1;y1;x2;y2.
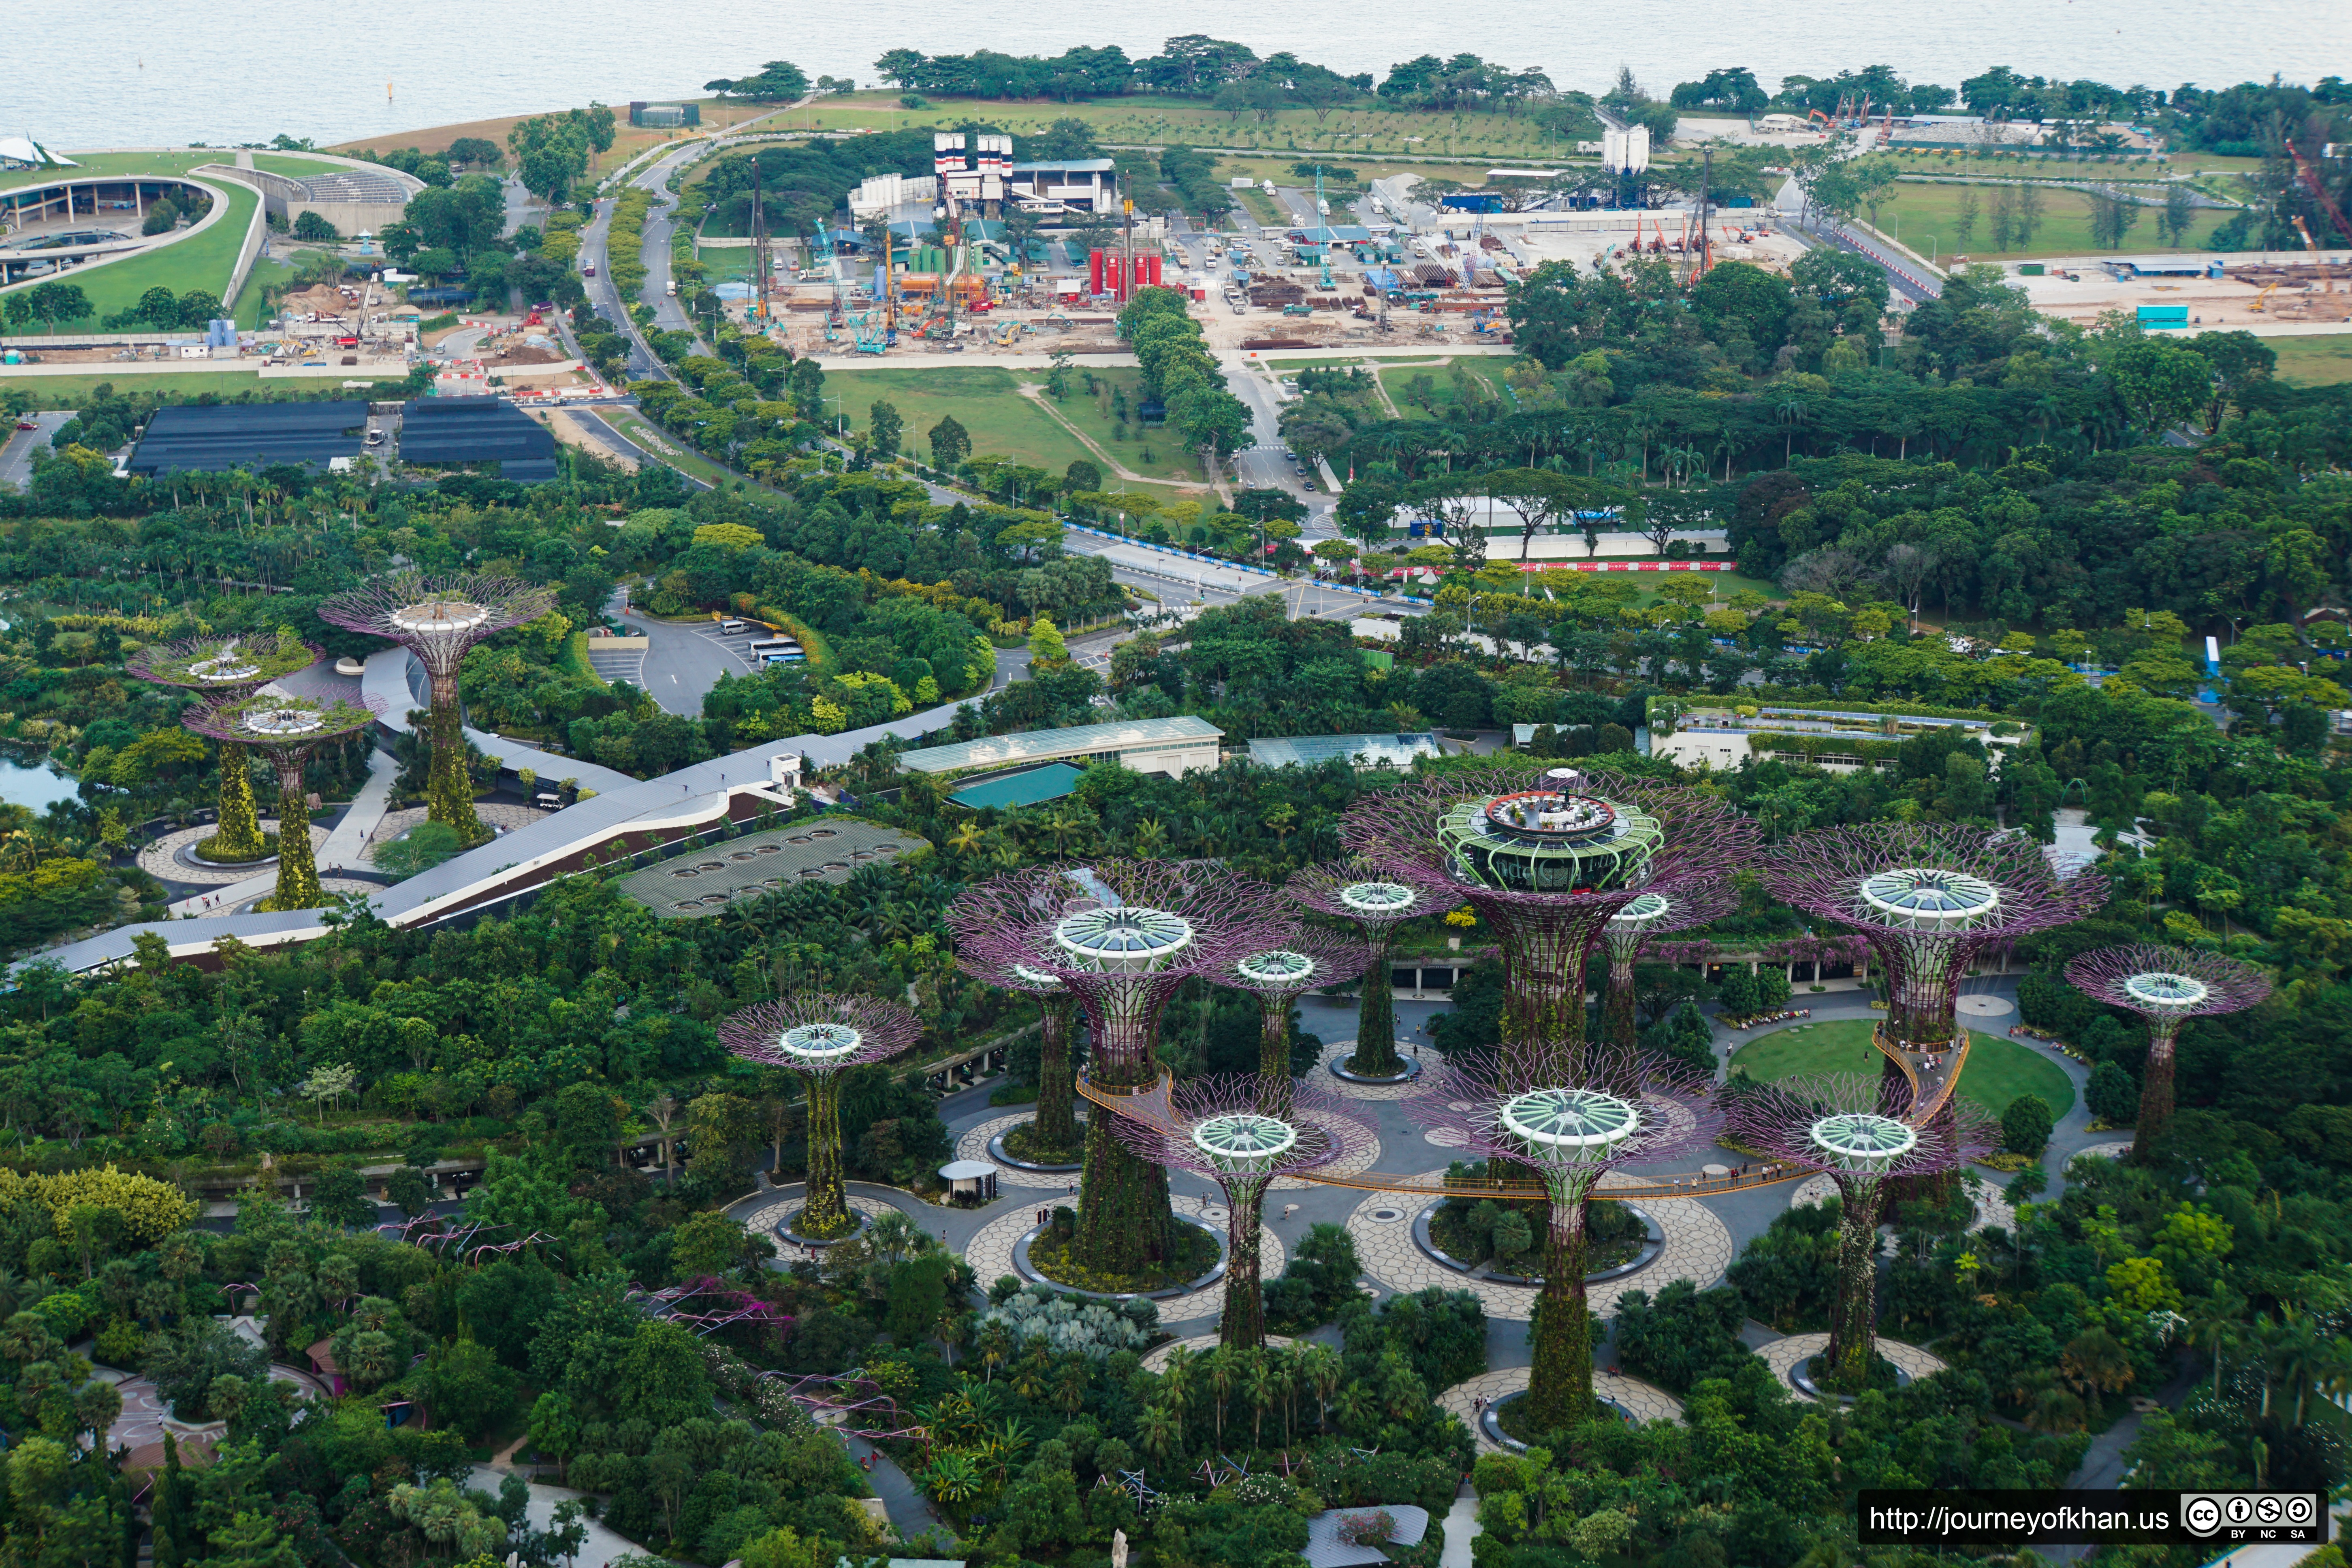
317;572;555;845
1287;857;1448;1078
127;631;318;861
2063;944;2271;1159
721;992;921;1239
1404;1041;1717;1430
948;861;1295;1278
1724;1073;1992;1393
1106;1074;1374;1348
1214;929;1372;1105
1344;768;1757;1076
955;949;1083;1157
1764;827;2109;1103
630;1276;796;1341
1599;879;1738;1050
181;691;379;910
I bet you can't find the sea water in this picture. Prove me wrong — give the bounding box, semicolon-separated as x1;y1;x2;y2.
13;0;2347;152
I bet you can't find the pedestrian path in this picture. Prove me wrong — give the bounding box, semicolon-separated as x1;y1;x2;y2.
165;749;399;916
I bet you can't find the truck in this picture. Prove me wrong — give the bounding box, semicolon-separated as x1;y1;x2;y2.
664;278;677;297
584;262;596;277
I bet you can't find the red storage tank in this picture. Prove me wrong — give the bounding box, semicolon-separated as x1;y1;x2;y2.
1147;254;1163;286
1089;248;1105;294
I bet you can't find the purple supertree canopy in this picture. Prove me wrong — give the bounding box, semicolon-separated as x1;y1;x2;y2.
1104;1073;1377;1186
1216;927;1372;1001
1403;1040;1720;1187
946;861;1294;1077
127;631;316;694
1763;824;2108;1047
2062;944;2272;1026
181;691;381;766
1603;877;1739;957
1721;1072;1994;1186
719;992;922;1075
316;572;557;677
1285;855;1449;932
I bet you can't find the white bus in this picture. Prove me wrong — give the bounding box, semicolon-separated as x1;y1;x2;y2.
717;618;747;634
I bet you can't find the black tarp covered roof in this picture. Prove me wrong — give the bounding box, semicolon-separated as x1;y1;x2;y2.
399;396;556;468
128;401;368;475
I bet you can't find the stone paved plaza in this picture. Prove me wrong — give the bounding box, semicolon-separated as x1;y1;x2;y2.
1438;1364;1686;1450
1756;1333;1949;1402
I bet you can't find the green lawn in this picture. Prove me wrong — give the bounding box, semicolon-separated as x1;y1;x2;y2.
1046;366;1209;486
0;369;266;406
2267;333;2352;387
602;410;736;486
1378;356;1516;419
1864;179;2232;263
245;154;348;177
0;149;230;195
53;180;262;320
1727;1018;2076;1120
822;365;1098;476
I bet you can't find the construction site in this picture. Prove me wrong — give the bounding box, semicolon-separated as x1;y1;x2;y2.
2009;253;2352;329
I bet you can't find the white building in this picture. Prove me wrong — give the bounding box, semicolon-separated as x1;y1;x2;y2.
1603;125;1652;173
894;716;1223;780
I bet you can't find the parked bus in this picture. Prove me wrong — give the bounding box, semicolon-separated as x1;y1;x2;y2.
750;638;805;664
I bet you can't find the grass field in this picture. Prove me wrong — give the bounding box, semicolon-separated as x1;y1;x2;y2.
1728;1018;2076;1120
2269;334;2352;386
0;369;267;406
0;149;228;196
327;99;779;167
822;365;1099;477
1044;366;1210;486
245;154;350;177
1377;356;1516;418
602;410;735;486
57;181;261;321
1862;180;2232;263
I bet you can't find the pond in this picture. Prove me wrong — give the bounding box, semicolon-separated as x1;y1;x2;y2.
0;754;81;814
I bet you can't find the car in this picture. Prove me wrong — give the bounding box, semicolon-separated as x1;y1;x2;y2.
364;430;386;447
14;419;35;431
1303;481;1317;492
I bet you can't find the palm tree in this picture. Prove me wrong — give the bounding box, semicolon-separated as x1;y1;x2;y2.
2186;1291;2245;1397
1243;1349;1276;1448
1161;1347;1193;1446
977;1320;1014;1384
1300;1344;1343;1431
925;1451;980;1504
1777;396;1812;463
1206;1349;1235;1446
1138;1403;1180;1463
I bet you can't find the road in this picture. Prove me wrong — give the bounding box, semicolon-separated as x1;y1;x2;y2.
0;412;71;493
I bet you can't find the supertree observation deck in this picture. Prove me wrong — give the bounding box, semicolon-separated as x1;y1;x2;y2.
181;692;380;910
1765;826;2107;1116
2063;944;2270;1160
1725;1074;1991;1395
1406;1041;1716;1430
1344;768;1757;1076
949;861;1294;1279
128;631;320;864
1107;1075;1374;1348
317;574;555;845
1287;858;1446;1080
720;993;921;1240
1600;881;1739;1050
1214;931;1371;1107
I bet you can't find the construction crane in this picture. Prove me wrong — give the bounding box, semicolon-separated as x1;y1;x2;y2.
1315;166;1336;290
2285;137;2352;247
813;215;847;341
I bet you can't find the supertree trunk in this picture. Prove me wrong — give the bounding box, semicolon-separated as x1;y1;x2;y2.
267;759;324;910
1031;995;1079;1152
1256;996;1293;1109
1490;908;1607;1079
1219;1173;1271;1350
1350;930;1401;1076
799;1072;852;1237
1524;1186;1595;1430
211;749;265;860
2130;1020;2180;1163
425;668;485;845
1823;1177;1885;1389
1071;995;1176;1276
1602;941;1640;1051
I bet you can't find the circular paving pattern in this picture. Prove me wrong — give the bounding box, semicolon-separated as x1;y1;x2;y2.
365;802;546;860
1316;1041;1431;1101
2068;1141;2134;1169
742;1191;905;1247
1142;1331;1294;1372
955;1113;1089;1191
1348;1169;1733;1321
1955;994;2015;1017
139;821;330;886
963;1194;1282;1322
1756;1333;1947;1402
1438;1365;1684;1450
1270;1105;1385;1191
1788;1171;2017;1234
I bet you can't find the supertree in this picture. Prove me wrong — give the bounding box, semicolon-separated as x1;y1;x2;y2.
954;949;1083;1162
1345;767;1757;1077
949;861;1293;1278
1105;1074;1374;1348
719;992;922;1239
180;692;380;910
1725;1074;1993;1393
317;573;555;845
127;631;318;863
2062;944;2271;1160
1599;880;1739;1050
1286;858;1447;1079
1406;1041;1716;1430
1764;826;2108;1101
1213;929;1372;1107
